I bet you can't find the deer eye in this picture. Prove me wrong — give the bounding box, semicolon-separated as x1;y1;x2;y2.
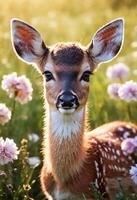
43;71;54;82
80;71;92;82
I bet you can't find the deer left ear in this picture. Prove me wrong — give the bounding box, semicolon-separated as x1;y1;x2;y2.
11;18;49;65
87;18;124;66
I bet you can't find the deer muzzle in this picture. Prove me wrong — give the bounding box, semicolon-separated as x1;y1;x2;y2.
56;91;79;113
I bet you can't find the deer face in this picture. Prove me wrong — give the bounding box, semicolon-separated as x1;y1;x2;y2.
11;18;124;114
42;43;92;113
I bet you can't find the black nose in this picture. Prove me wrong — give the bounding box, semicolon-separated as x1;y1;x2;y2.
56;91;79;109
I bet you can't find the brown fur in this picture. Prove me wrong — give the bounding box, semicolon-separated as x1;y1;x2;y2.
43;48;90;109
51;43;84;66
98;25;118;42
16;26;35;43
41;121;137;199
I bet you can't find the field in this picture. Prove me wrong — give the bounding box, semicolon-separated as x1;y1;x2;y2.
0;0;137;199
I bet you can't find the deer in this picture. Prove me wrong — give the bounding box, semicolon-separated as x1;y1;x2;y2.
10;18;137;200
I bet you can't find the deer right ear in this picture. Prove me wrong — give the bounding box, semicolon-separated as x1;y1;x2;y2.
87;19;124;68
11;18;49;65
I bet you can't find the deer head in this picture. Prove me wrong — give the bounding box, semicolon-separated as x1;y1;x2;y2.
11;18;124;114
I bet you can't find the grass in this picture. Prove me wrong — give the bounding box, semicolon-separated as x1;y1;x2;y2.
0;0;137;199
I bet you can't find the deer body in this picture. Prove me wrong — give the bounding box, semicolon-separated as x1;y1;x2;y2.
41;110;137;199
11;18;137;199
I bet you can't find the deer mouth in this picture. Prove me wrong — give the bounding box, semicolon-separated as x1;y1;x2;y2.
58;107;76;114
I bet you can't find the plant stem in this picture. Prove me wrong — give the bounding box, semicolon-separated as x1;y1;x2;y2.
10;98;16;124
8;98;16;136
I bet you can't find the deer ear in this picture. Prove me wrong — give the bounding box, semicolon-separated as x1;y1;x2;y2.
87;19;124;67
11;18;49;64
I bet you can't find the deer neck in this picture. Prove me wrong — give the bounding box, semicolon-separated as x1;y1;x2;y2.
45;106;86;181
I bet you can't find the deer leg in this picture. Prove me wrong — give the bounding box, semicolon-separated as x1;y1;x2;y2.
94;158;110;200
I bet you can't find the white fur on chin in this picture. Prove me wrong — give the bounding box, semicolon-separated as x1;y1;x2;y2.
58;108;75;114
49;108;84;140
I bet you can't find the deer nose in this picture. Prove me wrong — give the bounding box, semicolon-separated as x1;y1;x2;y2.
56;91;79;109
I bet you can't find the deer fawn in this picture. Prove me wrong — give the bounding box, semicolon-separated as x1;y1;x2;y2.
11;18;137;200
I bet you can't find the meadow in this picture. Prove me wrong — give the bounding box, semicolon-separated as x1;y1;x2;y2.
0;0;137;199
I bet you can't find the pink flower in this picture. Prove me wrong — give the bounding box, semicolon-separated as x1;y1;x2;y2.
129;164;137;184
118;80;137;102
15;75;33;104
121;138;136;154
1;72;18;98
2;73;33;104
107;83;121;99
0;103;11;125
132;136;137;147
0;137;19;165
106;63;129;80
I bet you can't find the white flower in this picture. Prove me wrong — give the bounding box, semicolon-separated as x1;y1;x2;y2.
1;73;33;104
129;164;137;184
28;133;39;142
106;63;129;80
118;80;137;102
28;156;40;166
0;103;11;125
107;83;121;99
0;137;19;165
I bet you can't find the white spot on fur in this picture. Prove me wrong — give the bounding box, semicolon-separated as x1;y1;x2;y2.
95;179;99;188
126;124;132;129
133;128;136;134
91;140;97;144
118;127;124;131
94;161;99;172
128;156;132;160
108;141;112;147
104;147;108;152
123;131;130;138
108;132;113;136
110;156;114;160
100;157;103;164
103;166;106;175
97;172;100;178
112;149;115;153
116;150;121;156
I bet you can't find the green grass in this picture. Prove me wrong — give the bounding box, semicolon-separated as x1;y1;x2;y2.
0;0;137;199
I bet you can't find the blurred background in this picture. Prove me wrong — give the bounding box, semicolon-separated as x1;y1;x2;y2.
0;0;137;198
